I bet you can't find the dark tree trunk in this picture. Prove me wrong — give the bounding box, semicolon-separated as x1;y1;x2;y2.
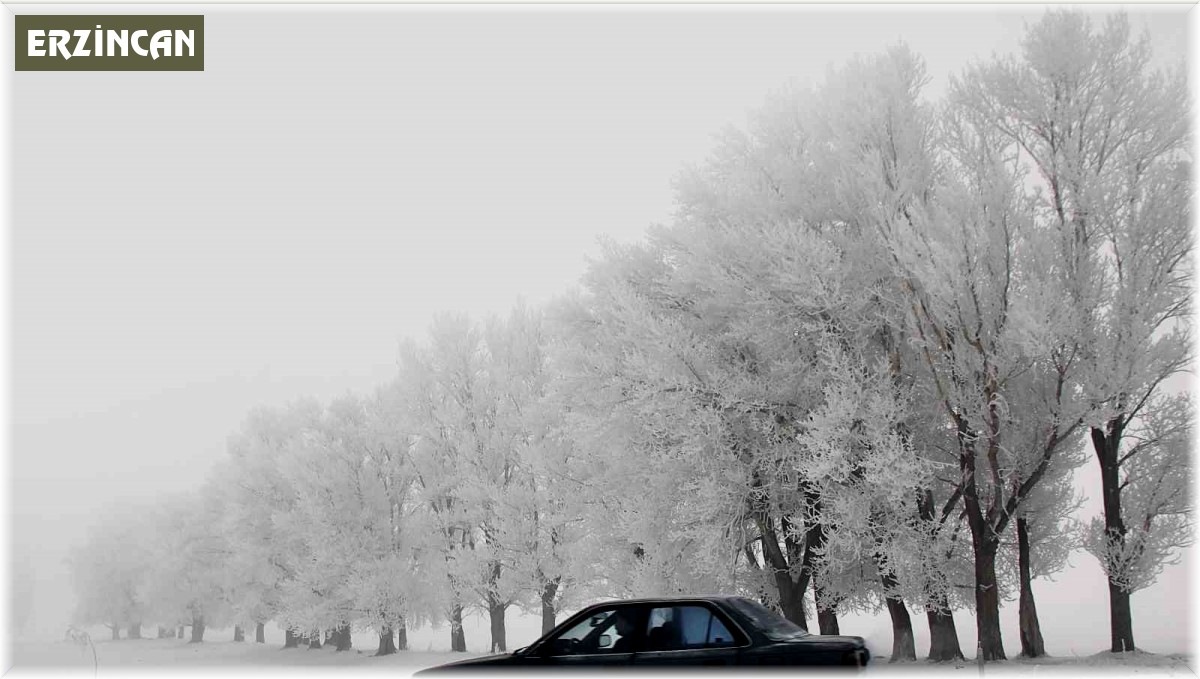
176;626;184;639
749;480;815;630
915;488;965;662
297;633;309;646
814;573;840;636
376;627;396;656
776;577;807;629
1092;425;1136;653
755;513;807;628
234;625;245;642
127;622;141;639
449;605;467;652
308;632;322;649
488;600;507;653
926;607;964;662
817;607;840;636
256;622;265;643
540;576;561;634
335;624;352;651
1109;581;1134;653
324;630;333;645
876;552;915;662
882;591;916;662
960;428;1005;662
925;593;965;662
157;626;168;639
396;616;408;651
971;544;1004;660
284;629;300;648
1017;517;1046;658
109;624;120;641
484;558;507;653
189;614;205;643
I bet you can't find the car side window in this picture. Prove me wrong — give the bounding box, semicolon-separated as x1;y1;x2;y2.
644;605;736;651
544;608;638;656
707;614;734;646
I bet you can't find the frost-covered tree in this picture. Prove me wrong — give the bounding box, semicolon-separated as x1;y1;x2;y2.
66;502;155;640
673;46;973;661
823;41;1098;661
996;459;1083;657
396;318;488;652
221;400;322;647
953;11;1191;653
1083;394;1192;642
141;490;233;643
274;397;377;652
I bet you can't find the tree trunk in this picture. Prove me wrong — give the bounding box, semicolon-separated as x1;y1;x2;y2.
376;627;397;656
1092;425;1136;653
157;626;168;639
488;600;507;653
540;576;560;634
972;544;1004;661
127;622;141;639
1017;517;1046;658
297;633;309;646
925;592;965;662
256;622;265;643
752;498;809;629
915;489;965;662
396;616;408;651
284;629;300;649
308;632;322;649
233;625;245;642
324;630;333;645
876;555;915;661
776;577;807;629
176;626;184;639
109;624;120;641
961;432;1005;662
926;608;963;662
1109;581;1134;653
449;605;466;652
814;573;840;635
189;614;205;643
816;607;840;636
335;624;352;651
882;591;916;662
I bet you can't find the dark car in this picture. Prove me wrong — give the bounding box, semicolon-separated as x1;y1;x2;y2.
419;596;870;671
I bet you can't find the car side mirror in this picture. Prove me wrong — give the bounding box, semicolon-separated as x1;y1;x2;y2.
598;634;611;648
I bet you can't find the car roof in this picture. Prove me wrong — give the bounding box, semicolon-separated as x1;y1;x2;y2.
585;595;745;606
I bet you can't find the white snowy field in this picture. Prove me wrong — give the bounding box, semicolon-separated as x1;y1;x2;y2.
8;592;1193;676
6;637;1193;676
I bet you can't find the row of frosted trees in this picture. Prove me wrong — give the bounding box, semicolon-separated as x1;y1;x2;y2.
69;11;1191;662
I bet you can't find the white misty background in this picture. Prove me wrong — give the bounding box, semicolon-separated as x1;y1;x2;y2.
7;2;1194;666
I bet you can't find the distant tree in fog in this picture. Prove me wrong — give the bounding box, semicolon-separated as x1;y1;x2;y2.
139;490;234;643
66;502;154;640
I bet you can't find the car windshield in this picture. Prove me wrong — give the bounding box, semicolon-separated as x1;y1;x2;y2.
727;597;809;641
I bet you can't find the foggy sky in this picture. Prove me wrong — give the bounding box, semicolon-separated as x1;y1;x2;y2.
7;3;1193;654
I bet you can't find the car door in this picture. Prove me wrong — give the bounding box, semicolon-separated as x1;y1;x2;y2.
531;604;644;667
631;604;743;666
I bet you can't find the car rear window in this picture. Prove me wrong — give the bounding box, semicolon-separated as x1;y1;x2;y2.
726;597;809;641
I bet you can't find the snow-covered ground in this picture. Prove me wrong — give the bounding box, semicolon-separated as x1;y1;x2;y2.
8;637;1192;677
